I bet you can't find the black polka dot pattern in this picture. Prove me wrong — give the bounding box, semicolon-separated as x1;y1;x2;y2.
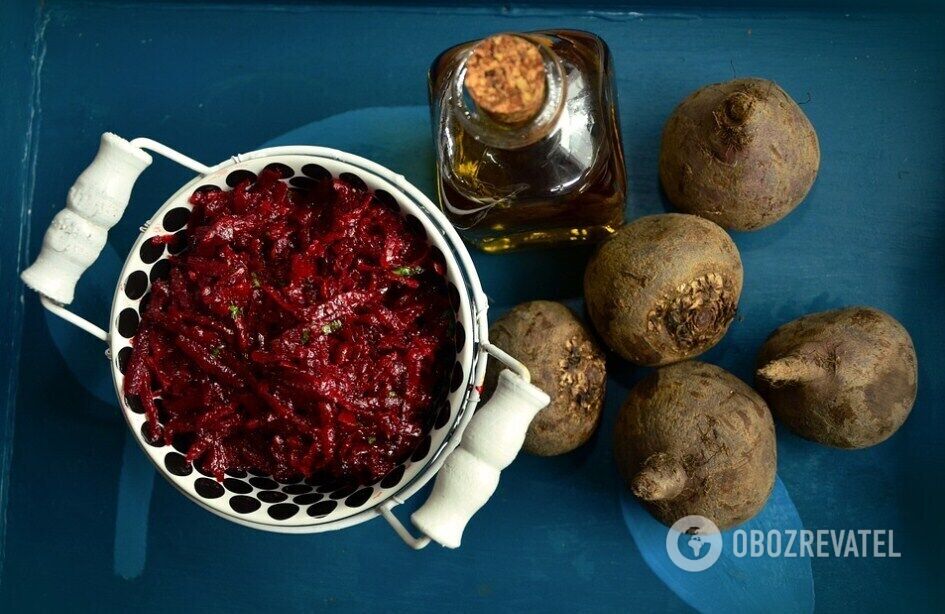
126;395;144;415
307;500;338;518
345;488;373;508
164;452;191;476
282;484;313;495
141;422;163;446
230;495;261;514
302;163;331;181
447;283;461;311
226;170;256;187
258;491;288;504
450;361;464;392
249;477;278;490
289;176;317;190
373;189;397;212
329;485;358;500
162;207;190;232
339;172;367;191
138;292;152;314
429;246;446;272
195;478;225;499
223;478;253;495
380;466;406;489
117;346;132;374
117;309;139;338
149;259;171;283
117;159;472;525
263;162;293;178
168;230;188;255
124;270;148;300
139;238;164;264
454;322;465;352
434;401;452;429
411;436;432;462
403;214;424;237
171;433;194;454
268;503;300;520
293;493;323;505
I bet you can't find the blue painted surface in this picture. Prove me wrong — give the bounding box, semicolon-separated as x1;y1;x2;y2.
1;2;944;612
621;478;813;613
0;0;41;584
42;244;121;406
112;431;156;580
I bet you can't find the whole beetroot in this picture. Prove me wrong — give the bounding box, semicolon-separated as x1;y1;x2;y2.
584;213;743;366
614;361;777;529
484;301;606;456
756;307;917;448
659;78;820;231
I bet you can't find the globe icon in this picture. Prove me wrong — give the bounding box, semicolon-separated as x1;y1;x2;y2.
666;516;723;571
677;531;708;560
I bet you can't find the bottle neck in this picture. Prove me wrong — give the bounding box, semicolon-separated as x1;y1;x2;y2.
449;36;567;150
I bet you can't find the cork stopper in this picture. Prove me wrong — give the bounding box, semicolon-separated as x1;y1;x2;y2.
464;34;547;124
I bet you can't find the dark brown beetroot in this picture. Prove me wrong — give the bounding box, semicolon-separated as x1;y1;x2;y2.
756;307;918;449
659;78;820;231
614;361;777;529
483;301;606;456
584;214;743;367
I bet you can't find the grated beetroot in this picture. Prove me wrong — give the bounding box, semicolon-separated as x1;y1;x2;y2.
124;169;453;484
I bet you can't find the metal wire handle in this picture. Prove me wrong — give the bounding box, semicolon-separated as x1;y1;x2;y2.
21;133;210;345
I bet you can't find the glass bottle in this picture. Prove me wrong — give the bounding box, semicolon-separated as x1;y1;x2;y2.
429;30;627;253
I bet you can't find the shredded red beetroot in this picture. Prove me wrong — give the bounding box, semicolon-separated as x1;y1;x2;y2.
124;169;453;484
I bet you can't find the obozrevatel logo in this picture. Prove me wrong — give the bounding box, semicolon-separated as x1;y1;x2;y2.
666;515;723;572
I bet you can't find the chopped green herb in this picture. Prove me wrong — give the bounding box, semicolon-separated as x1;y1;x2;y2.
392;265;424;277
388;390;398;398
228;304;242;319
321;319;342;335
301;329;311;344
367;436;377;445
210;346;223;357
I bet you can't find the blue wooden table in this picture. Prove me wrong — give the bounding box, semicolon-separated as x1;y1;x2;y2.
1;1;942;612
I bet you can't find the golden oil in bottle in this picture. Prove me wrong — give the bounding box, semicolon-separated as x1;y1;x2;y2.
429;30;627;252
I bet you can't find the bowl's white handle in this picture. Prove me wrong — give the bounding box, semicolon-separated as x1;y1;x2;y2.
410;368;550;548
21;133;152;309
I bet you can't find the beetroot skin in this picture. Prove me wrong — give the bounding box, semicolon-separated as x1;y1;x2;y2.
124;169;453;484
659;78;820;231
